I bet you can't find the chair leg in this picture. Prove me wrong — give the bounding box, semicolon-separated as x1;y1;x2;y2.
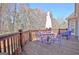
66;36;68;40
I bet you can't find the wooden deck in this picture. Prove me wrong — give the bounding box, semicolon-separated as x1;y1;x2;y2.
22;38;79;55
0;29;79;55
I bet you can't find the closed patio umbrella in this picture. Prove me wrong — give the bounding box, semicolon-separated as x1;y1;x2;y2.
45;11;52;29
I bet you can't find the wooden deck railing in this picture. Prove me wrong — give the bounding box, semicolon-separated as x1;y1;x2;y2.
58;28;68;34
0;29;67;55
0;29;30;55
0;29;51;54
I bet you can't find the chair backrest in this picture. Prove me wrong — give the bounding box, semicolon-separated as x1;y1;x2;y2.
61;30;72;36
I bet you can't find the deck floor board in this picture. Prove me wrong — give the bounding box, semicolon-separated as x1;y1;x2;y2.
22;39;79;55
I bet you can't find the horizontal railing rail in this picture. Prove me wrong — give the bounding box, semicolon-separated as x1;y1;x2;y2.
58;28;68;34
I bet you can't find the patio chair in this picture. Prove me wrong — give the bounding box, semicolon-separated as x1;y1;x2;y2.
46;35;52;44
40;35;46;43
40;33;53;44
61;30;72;40
51;34;63;46
37;32;47;44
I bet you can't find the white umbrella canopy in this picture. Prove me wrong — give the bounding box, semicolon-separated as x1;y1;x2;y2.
45;11;52;29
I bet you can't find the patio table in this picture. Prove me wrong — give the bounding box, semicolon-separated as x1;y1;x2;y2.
40;33;55;44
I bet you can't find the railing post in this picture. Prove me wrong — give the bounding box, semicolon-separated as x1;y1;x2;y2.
19;29;23;51
0;41;1;52
3;40;6;52
58;28;60;34
29;30;32;41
